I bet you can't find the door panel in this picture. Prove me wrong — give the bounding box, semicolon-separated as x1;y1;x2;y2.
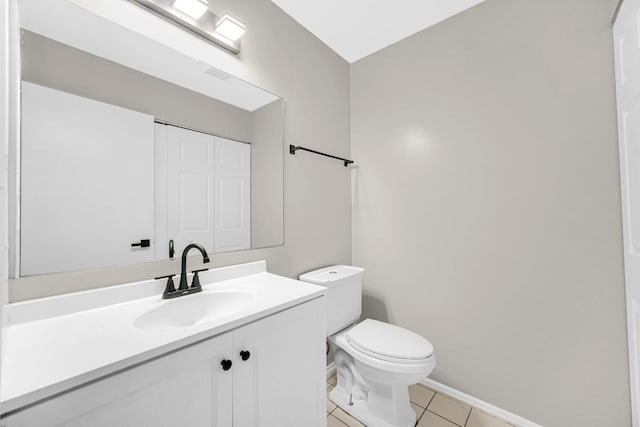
166;126;216;254
180;172;210;230
614;2;640;425
214;137;250;253
623;106;640;252
20;82;154;276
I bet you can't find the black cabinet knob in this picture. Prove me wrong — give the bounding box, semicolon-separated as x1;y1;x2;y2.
221;359;232;371
240;350;251;361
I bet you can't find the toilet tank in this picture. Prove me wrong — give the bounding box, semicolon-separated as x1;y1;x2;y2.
299;265;364;336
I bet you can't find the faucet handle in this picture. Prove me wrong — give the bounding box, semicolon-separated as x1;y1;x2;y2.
155;274;177;297
190;268;208;290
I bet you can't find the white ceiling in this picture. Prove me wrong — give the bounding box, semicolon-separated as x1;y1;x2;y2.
270;0;486;63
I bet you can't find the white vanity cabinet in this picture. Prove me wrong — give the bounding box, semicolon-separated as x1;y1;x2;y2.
3;297;326;427
3;332;234;427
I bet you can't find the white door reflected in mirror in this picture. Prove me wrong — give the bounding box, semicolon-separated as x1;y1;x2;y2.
156;124;251;260
20;82;156;276
21;83;253;276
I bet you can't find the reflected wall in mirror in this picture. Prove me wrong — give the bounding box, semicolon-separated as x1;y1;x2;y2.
13;27;284;278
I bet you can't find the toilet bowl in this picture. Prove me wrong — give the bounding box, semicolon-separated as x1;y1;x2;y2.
329;319;436;427
299;266;436;427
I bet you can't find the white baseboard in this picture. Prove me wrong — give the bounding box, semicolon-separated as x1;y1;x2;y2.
419;378;543;427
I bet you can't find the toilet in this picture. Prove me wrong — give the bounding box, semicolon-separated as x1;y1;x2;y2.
299;265;436;427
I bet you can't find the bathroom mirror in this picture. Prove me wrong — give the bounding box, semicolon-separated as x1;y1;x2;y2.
11;1;284;277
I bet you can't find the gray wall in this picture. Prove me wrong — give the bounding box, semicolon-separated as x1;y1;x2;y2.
350;0;629;426
10;0;351;300
251;100;284;248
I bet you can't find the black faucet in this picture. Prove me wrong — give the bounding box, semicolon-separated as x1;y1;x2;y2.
157;243;210;299
179;243;210;291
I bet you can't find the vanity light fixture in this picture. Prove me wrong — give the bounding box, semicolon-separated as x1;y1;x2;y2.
172;0;208;20
128;0;244;55
215;14;246;42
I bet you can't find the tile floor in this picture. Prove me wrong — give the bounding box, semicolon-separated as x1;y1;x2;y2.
326;374;518;427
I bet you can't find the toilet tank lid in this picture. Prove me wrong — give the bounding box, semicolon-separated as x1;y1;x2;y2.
299;265;364;285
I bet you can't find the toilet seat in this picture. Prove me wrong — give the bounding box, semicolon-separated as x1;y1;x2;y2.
344;319;434;364
332;323;436;386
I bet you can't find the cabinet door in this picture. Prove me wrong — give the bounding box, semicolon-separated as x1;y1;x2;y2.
232;297;326;427
4;333;233;427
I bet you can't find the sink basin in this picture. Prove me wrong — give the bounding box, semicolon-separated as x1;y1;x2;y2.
134;290;256;330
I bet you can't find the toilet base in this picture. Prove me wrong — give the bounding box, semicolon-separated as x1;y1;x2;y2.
329;384;416;427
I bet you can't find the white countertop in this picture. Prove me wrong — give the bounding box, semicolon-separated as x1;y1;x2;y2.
0;261;325;414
